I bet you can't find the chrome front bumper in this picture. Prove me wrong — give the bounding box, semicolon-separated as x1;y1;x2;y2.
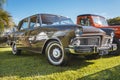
65;44;117;55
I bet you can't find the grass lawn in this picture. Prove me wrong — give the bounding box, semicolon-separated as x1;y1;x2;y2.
0;47;120;80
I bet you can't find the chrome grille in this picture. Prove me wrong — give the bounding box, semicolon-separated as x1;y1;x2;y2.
79;36;101;46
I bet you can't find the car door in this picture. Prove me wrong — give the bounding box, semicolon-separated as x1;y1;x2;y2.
28;14;57;53
16;18;30;49
27;15;46;52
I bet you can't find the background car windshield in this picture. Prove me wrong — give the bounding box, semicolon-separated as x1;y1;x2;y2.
92;16;108;26
41;14;73;26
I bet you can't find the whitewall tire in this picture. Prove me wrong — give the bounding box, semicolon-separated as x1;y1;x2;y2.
45;41;68;66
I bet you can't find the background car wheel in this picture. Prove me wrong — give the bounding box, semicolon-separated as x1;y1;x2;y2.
12;42;21;55
109;38;120;55
45;41;68;66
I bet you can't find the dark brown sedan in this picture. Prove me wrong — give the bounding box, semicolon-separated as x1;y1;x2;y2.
8;14;117;65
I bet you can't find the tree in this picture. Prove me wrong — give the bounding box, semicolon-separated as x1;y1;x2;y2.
107;17;120;26
0;9;13;31
0;0;14;32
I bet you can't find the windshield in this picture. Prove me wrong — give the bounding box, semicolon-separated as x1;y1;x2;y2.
92;16;108;26
41;14;73;26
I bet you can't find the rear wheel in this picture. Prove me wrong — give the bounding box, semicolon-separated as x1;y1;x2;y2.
45;41;68;66
12;42;21;55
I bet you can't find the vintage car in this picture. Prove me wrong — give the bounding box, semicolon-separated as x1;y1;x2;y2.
9;14;117;65
76;14;120;55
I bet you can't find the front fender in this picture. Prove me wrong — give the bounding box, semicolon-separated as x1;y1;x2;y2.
100;28;114;36
52;30;75;48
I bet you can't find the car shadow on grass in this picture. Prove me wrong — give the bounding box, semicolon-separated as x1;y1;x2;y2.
77;65;120;80
0;48;95;78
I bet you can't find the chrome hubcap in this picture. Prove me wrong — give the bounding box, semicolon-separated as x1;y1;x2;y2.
52;48;61;58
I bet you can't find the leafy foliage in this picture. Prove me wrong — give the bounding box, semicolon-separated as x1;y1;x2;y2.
0;9;11;31
107;17;120;25
0;0;14;32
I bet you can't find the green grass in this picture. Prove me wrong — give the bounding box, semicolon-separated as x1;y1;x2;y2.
0;47;120;80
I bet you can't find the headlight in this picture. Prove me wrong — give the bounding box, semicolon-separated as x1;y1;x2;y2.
75;28;83;37
111;32;114;37
71;38;80;46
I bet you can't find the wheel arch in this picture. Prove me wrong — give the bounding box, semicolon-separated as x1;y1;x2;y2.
10;41;15;47
41;38;63;54
41;30;75;54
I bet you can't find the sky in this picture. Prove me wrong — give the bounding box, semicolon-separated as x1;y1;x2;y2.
4;0;120;25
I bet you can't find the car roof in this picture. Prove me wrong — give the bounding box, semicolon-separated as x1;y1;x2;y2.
77;14;105;18
19;13;67;21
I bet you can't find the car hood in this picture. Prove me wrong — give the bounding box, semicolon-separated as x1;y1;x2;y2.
98;25;120;28
40;24;105;34
82;26;105;33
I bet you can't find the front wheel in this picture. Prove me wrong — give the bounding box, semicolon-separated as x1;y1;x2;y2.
45;41;68;66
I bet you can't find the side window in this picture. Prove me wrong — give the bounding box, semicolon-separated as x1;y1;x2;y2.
41;14;59;26
80;17;91;26
30;16;40;29
20;19;29;30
